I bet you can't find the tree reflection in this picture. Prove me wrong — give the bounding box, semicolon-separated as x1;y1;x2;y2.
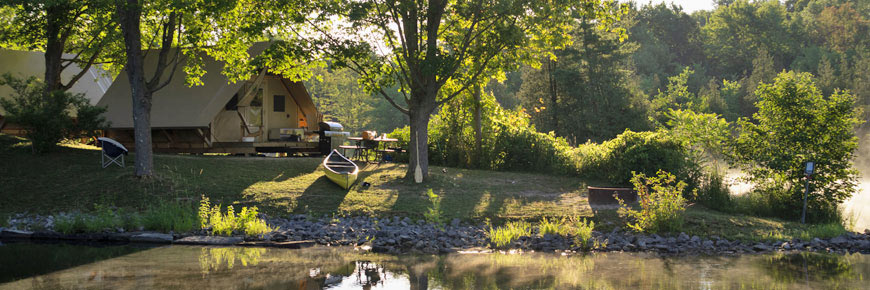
758;252;857;283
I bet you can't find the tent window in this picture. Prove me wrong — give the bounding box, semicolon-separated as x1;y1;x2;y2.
273;95;285;112
225;94;239;110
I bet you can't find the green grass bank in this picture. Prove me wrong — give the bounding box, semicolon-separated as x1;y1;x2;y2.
0;134;849;242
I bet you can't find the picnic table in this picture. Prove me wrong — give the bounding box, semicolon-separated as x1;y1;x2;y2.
341;136;401;162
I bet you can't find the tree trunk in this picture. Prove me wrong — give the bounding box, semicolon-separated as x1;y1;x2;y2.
43;5;65;93
115;0;153;177
472;83;482;167
547;59;558;132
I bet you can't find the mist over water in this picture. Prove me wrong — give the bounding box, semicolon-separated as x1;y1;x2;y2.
845;181;870;231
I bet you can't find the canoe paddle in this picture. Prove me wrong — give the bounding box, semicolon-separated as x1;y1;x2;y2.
414;130;423;183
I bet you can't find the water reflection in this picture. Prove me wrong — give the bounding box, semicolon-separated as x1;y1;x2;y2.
199;247;266;275
0;244;867;289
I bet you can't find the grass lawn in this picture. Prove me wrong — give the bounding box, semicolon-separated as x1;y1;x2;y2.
0;134;848;241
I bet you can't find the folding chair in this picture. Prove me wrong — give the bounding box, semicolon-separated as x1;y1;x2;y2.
98;137;129;168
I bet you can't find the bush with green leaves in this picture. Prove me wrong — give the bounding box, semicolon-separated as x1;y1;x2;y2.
576;130;694;187
730;71;861;223
618;170;693;233
0;74;107;153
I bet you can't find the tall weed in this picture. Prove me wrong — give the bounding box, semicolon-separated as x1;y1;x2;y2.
618;170;693;233
572;218;596;250
199;196;275;236
488;221;532;248
423;189;444;227
538;217;569;236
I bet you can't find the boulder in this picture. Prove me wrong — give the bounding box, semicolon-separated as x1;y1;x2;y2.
1;229;33;239
175;236;244;245
752;244;771;252
130;233;174;243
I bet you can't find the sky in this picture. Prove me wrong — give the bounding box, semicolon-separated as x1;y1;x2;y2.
640;0;717;13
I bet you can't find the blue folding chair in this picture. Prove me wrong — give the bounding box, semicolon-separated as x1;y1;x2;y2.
98;137;128;168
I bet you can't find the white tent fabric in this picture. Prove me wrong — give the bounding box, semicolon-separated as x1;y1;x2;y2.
97;43;269;129
0;49;112;115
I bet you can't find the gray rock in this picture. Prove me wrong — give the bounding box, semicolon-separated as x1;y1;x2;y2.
752;244;771;252
1;229;33;239
175;236;243;245
678;233;690;242
451;218;461;228
702;240;715;250
690;236;701;243
830;236;850;246
130;233;174;243
637;240;647;248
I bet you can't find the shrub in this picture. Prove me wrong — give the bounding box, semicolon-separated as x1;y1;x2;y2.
618;170;693;233
730;71;861;223
199;197;275;236
0;74;107;153
577;130;693;186
572;218;595;250
538;217;569;236
487;221;532;248
423;189;444;227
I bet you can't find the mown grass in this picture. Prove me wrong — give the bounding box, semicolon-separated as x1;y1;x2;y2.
0;134;854;241
0;134;593;221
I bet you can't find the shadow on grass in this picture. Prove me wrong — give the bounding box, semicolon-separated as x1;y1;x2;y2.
294;176;350;215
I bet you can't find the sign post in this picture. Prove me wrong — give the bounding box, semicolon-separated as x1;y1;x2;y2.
801;161;815;224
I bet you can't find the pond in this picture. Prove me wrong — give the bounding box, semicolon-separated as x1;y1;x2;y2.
0;242;867;289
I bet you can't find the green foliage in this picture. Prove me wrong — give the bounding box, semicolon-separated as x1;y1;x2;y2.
487;221;532;249
199;197;275;236
618;170;693;233
0;75;107;153
650;68;706;126
517;12;650;143
697;170;733;212
576;130;692;186
731;71;861;223
572;218;596;250
538;217;569;236
389;98;579;176
141;201;197;233
423;189;444;227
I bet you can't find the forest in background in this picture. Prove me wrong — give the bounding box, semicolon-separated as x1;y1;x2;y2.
307;0;869;143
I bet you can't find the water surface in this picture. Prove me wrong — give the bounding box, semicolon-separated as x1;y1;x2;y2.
0;242;867;289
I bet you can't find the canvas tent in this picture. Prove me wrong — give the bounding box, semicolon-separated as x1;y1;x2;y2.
98;43;328;154
0;49;112;134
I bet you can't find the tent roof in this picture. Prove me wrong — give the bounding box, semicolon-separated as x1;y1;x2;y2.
98;44;275;129
0;49;112;114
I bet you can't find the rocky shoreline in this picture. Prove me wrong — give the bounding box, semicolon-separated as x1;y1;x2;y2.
3;214;870;256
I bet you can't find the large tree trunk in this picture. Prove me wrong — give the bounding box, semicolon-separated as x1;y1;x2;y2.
115;0;153;177
43;5;65;93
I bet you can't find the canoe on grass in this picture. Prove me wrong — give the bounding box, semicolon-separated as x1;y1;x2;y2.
322;149;359;189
